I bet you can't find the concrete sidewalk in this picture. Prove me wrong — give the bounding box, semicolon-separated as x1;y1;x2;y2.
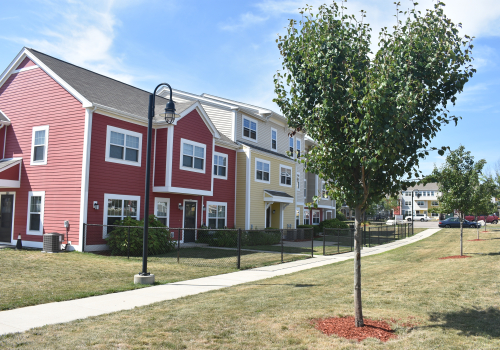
0;228;440;336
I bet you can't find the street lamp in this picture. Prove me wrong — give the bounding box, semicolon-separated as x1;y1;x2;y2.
134;83;178;285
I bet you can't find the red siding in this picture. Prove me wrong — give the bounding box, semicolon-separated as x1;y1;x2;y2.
0;67;85;244
171;110;212;191
0;126;5;157
0;164;19;180
16;58;37;70
154;128;167;187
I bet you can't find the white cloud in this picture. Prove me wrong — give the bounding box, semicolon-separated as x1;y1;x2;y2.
220;12;269;31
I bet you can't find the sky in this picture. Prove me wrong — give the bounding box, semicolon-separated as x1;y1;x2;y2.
0;0;499;176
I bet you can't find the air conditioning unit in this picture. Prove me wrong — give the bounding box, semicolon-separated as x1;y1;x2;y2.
43;233;63;253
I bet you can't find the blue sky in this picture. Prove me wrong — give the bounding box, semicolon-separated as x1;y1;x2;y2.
1;0;499;175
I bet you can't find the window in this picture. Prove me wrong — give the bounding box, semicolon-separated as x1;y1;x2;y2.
422;191;426;196
432;201;439;206
431;212;439;217
105;126;142;166
181;138;206;173
417;201;425;206
104;194;140;237
255;159;270;183
431;191;435;196
243;117;257;141
155;198;170;227
207;202;226;229
304;179;307;198
296;139;301;158
289;137;294;155
321;182;328;199
271;128;277;150
213;152;228;179
27;191;45;235
31;126;49;165
405;201;411;206
312;210;320;225
296;209;300;227
303;210;310;225
280;165;292;187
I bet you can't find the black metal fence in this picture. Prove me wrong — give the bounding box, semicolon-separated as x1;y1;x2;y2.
83;224;315;270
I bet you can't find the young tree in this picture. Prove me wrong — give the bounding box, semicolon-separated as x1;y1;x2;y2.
274;1;474;327
470;176;497;236
427;146;486;254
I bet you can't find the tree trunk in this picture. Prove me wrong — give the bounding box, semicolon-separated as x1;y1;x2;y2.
476;215;479;240
354;206;364;327
460;215;463;256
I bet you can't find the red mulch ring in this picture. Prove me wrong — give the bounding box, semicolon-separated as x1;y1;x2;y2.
438;255;471;259
313;316;397;342
468;239;486;241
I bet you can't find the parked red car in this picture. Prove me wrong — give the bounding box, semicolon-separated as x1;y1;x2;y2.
464;215;498;224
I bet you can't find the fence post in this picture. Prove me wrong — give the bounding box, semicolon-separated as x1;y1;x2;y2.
323;228;326;256
237;228;241;269
337;228;340;254
311;228;314;258
393;225;395;242
368;227;371;247
127;226;130;259
177;229;181;264
378;225;380;246
281;229;284;263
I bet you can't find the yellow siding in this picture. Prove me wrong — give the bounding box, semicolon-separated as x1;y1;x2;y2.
235;151;247;229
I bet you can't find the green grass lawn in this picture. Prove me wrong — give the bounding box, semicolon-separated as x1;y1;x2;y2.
2;227;499;349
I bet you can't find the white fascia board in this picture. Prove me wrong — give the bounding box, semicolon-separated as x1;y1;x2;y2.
94;104;147;126
152;186;213;196
263;194;294;204
162;88;238;110
202;93;271;114
317;204;335;209
0;49;27;89
175;101;220;138
0;158;22;173
215;139;240;150
246;147;294;164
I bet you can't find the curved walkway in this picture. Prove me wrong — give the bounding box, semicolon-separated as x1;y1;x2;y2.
0;228;440;335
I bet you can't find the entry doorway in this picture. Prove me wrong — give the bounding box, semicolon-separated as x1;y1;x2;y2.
183;201;197;242
0;194;14;243
266;206;271;228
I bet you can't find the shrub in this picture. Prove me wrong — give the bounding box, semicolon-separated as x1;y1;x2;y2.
105;215;175;256
336;210;346;221
242;230;281;246
320;218;349;230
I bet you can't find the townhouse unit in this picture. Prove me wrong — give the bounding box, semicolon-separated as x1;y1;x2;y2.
400;183;441;218
0;48;335;251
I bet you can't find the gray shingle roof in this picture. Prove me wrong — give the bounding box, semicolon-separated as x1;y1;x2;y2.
265;190;293;198
238;140;292;160
0;109;10;123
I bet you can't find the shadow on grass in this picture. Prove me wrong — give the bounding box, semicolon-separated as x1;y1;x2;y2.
428;307;500;338
466;252;500;256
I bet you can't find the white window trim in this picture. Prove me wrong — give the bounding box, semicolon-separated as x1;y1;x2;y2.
30;125;49;166
103;193;141;238
206;201;227;229
296;138;301;158
303;209;310;225
296;173;300;190
304;178;307;198
270;127;277;151
213;151;228;180
105;125;142;167
180;138;206;174
26;191;45;235
241;115;258;143
321;181;329;199
431;201;439;206
154;197;170;228
255;158;271;184
279;164;293;187
312;209;320;225
289;136;294;159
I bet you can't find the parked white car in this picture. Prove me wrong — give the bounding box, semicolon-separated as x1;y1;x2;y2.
405;214;430;222
385;219;406;225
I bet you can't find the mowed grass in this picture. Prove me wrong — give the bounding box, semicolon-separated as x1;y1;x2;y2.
2;227;500;349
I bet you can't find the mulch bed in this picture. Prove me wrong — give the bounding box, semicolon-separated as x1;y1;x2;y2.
313;316;397;342
438;255;471;259
468;239;486;241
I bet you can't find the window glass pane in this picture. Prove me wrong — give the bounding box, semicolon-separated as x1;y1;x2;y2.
214;164;218;175
157;201;168;217
219;167;226;177
244;119;250;128
110;131;124;145
183;143;193;156
29;213;40;231
126;135;139;149
290;138;293;147
250;130;256;139
108;199;122;216
208;218;216;229
183;155;193;168
272;130;276;139
250;121;256;131
194;146;204;158
264;163;269;172
107;217;121;226
257;161;263;171
125;148;138;162
208;205;217;217
194;158;204;169
220;156;226;166
124;200;137;217
110;145;123;159
244;128;249;137
218;205;225;218
263;172;269;181
272;140;276;149
34;130;45;146
30;196;41;213
33;146;44;161
158;217;167;226
218;218;225;228
256;171;262;180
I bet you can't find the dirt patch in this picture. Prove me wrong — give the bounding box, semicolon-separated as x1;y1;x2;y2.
468;239;486;241
313;316;397;342
438;255;471;259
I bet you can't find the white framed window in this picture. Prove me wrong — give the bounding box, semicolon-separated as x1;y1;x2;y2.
280;164;292;187
431;212;439;217
255;158;270;183
271;128;277;151
303;210;310;225
242;116;257;142
416;201;425;206
296;139;301;158
31;125;49;165
431;191;435;196
155;197;170;227
105;125;142;167
207;201;227;229
103;193;140;238
321;182;328;199
405;201;411;206
213;152;228;179
431;201;439;206
26;191;45;235
296;173;300;190
296;208;300;227
312;210;320;225
289;137;294;156
180;138;206;173
304;179;307;198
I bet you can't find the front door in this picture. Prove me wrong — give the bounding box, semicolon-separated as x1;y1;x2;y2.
183;201;196;242
266;206;271;228
0;194;14;243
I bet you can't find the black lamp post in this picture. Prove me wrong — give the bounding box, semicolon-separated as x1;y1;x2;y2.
138;83;176;280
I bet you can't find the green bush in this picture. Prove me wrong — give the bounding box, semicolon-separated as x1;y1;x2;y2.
336;210;346;221
320;218;349;230
242;230;281;246
105;216;175;256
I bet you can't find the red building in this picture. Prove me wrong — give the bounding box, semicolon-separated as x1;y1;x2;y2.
0;48;238;251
